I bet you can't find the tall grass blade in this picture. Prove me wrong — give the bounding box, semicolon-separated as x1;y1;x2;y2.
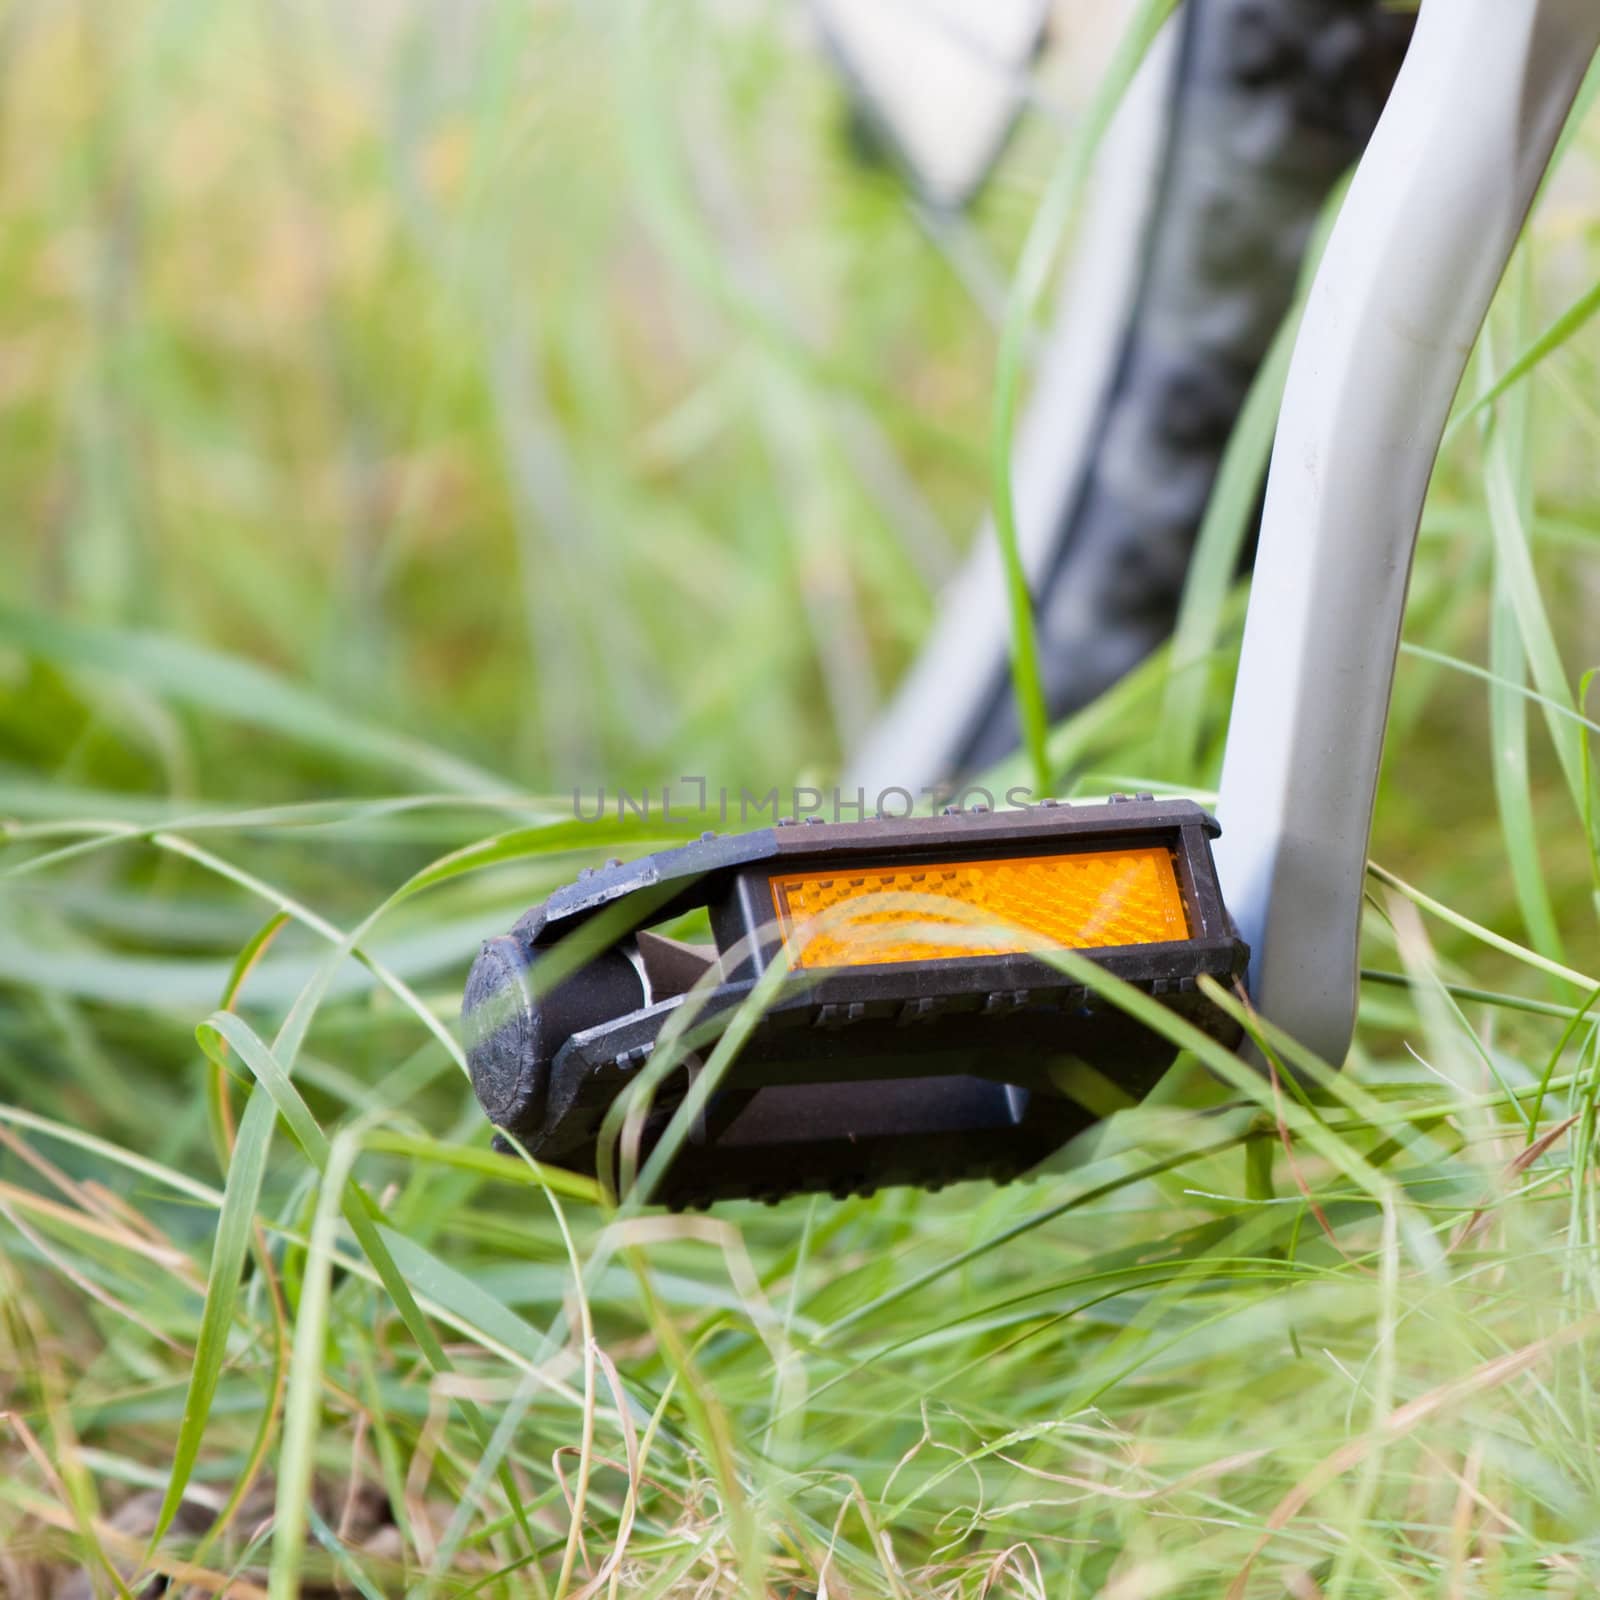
146;1086;276;1556
1480;270;1587;813
1448;276;1600;442
268;1132;358;1600
990;0;1180;794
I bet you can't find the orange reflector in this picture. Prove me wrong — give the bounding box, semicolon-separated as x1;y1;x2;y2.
770;847;1189;969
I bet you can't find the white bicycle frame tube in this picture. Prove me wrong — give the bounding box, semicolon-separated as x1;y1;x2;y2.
846;6;1176;795
1214;0;1600;1065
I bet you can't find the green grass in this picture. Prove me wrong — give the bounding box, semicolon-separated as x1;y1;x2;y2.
5;3;1600;1595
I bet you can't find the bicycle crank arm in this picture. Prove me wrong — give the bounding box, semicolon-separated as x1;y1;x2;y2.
1215;0;1600;1065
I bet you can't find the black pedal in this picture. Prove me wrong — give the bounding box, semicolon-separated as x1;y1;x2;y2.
464;798;1247;1207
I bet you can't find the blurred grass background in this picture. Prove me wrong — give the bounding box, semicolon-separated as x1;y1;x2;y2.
0;0;1028;791
5;1;1600;1594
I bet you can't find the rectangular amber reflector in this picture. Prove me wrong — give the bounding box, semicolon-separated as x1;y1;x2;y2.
770;847;1189;970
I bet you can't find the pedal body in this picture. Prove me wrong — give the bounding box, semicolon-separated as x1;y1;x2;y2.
465;798;1247;1206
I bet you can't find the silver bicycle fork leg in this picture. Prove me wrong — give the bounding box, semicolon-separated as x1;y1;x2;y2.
1214;0;1600;1066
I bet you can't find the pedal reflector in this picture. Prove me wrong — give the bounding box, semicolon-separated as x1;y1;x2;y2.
770;847;1189;969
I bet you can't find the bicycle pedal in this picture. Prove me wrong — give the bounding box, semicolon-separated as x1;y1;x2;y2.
464;797;1247;1208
